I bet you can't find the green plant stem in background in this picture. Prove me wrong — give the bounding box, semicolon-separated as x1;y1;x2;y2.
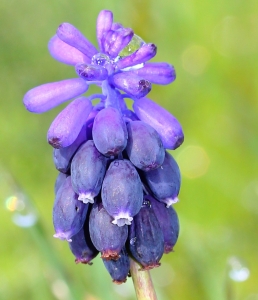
130;258;158;300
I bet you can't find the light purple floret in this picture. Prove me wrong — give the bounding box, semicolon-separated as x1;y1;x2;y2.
133;97;184;150
126;62;176;85
57;23;98;59
96;10;113;52
48;35;90;65
23;78;89;113
47;96;92;148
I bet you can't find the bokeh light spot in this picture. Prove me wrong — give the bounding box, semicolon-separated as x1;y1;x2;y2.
228;256;250;282
181;44;210;76
176;145;210;179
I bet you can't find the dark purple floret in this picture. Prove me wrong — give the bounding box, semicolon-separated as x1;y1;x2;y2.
102;247;130;284
89;202;128;260
143;151;181;207
69;207;99;264
53;124;87;174
54;172;67;194
101;159;143;226
126;120;165;171
127;200;164;270
71;140;108;203
147;195;179;253
53;176;89;241
92;107;128;157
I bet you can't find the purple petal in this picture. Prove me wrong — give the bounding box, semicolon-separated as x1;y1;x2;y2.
111;22;123;30
105;28;134;58
75;63;108;81
133;97;184;149
109;72;151;98
126;62;176;85
57;23;98;59
47;97;92;148
23;78;89;113
116;43;157;70
48;35;90;65
96;10;113;52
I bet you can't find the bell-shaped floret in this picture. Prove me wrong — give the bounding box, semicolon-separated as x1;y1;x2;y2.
69;208;99;264
102;247;130;284
143;152;181;207
75;64;108;81
71;140;108;204
47;97;92;148
89;202;128;260
96;10;113;52
116;43;157;70
57;23;98;59
133;97;184;149
48;35;90;65
23;78;89;113
92;107;128;156
147;195;179;253
53;124;87;174
126;121;165;171
101;159;143;226
53;176;89;241
109;73;151;99
127;200;164;270
126;62;176;85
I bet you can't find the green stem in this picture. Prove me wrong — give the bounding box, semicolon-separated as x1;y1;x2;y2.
130;258;158;300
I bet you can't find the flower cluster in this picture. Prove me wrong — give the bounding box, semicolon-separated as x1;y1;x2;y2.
23;10;183;284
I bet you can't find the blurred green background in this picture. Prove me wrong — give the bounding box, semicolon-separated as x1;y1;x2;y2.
1;0;258;299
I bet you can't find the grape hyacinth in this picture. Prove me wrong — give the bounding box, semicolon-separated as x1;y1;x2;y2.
23;9;183;289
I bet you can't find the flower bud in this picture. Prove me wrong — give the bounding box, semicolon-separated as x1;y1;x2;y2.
71;140;108;204
47;97;92;148
96;10;113;52
48;35;90;65
116;43;157;70
126;62;176;85
109;73;151;99
101;159;143;226
126;121;165;171
147;195;179;253
69;214;99;264
127;200;164;270
53;176;89;241
89;202;128;260
102;247;130;284
23;78;89;113
53;124;87;174
57;23;98;59
143;151;181;207
92;107;128;156
133;97;184;149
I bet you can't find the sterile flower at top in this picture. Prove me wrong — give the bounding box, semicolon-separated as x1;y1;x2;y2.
23;9;183;284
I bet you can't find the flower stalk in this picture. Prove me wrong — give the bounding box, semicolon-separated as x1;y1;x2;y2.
130;258;158;300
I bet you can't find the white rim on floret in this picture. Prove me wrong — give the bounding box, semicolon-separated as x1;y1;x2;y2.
164;196;179;208
53;232;72;242
78;192;95;204
112;213;133;227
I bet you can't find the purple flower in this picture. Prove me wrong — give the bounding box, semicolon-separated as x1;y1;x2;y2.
23;9;184;281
